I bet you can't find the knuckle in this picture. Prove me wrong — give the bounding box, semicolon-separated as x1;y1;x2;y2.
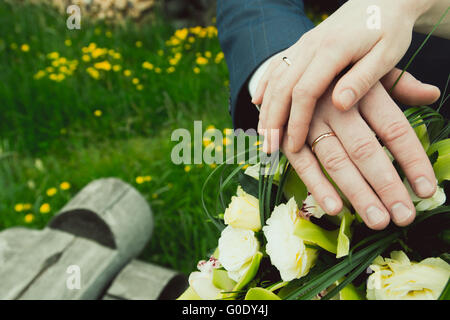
292;85;311;100
380;120;410;144
354;72;373;94
402;155;426;172
349;138;378;161
321;151;349;172
292;154;315;177
376;173;399;196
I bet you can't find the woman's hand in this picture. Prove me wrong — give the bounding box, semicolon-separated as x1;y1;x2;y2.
253;0;438;154
281;73;439;230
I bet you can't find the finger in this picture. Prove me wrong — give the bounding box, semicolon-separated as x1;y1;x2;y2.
381;68;441;106
282;142;343;215
328;102;415;226
287;49;349;153
308;122;390;230
360;82;437;199
252;58;279;105
333;41;401;111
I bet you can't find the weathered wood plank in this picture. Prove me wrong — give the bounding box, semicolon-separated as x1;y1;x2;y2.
0;227;42;264
19;237;125;300
0;228;74;299
105;259;188;300
48;178;153;262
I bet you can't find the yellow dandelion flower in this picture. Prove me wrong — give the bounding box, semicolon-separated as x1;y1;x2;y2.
94;109;102;117
135;41;143;48
40;203;51;214
143;176;152;182
157;50;164;56
86;67;100;79
193;67;200;74
196;56;208;65
46;187;58;197
34;70;46;80
206;125;215;131
46;66;54;73
184;165;191;173
94;60;112;71
241;164;249;170
14;203;24;212
51;60;60;67
132;77;139;85
223;137;232;145
59;65;69;74
175;28;188;40
58;57;67;64
113;52;121;60
188;36;195;43
112;64;122;72
210;163;217;169
135;176;144;184
82;54;91;62
204;51;212;58
23;203;32;210
166;66;175;73
253;140;262;146
136;84;144;91
65;39;72;46
47;51;59;60
60;182;71;190
215;52;224;63
155;67;162;74
21;44;30;52
123;69;132;77
24;214;34;224
169;58;178;65
223;128;233;135
105;31;112;38
142;61;154;70
91;48;107;59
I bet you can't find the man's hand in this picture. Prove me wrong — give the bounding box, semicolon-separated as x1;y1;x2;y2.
253;0;441;154
280;73;440;230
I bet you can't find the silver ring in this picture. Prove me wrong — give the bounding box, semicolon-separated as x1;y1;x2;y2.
282;56;292;66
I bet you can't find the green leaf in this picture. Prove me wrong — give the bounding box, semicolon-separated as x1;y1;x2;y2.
220;252;263;300
414;123;430;151
283;169;308;207
245;287;281;300
439;278;450;300
177;286;202;300
336;208;355;258
212;269;237;291
294;218;339;254
433;154;450;182
427;139;450;157
339;282;365;300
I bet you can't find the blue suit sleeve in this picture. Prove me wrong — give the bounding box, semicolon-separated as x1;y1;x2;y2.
217;0;315;130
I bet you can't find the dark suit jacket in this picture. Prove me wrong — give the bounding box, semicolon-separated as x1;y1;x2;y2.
217;0;450;130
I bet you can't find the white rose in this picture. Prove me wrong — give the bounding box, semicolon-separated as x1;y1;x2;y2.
218;226;259;282
263;197;318;281
224;186;261;231
303;193;326;219
404;178;446;211
188;257;222;300
367;251;450;300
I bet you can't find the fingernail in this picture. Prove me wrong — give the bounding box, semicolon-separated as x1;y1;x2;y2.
339;89;356;109
366;206;386;226
413;176;434;197
324;197;337;213
391;203;413;224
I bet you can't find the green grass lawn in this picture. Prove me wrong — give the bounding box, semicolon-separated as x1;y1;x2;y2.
0;1;233;274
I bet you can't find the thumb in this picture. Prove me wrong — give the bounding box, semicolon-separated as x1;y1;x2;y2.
381;68;441;106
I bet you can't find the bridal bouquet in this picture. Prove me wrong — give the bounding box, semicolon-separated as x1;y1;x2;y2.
178;89;450;300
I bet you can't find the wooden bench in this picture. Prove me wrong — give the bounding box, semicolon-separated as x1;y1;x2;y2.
0;178;188;300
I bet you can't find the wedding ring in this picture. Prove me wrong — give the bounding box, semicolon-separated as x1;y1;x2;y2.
282;56;292;66
311;132;336;153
